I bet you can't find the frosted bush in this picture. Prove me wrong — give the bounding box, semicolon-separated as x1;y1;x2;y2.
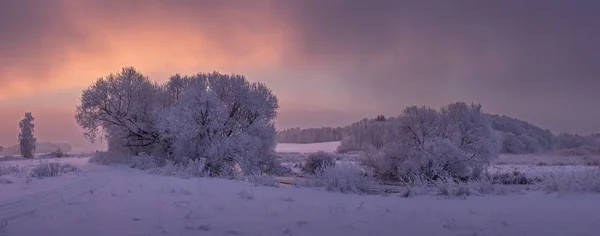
336;136;360;153
179;159;208;178
157;160;179;176
129;154;158;170
312;163;373;194
302;151;336;174
31;162;79;178
367;102;501;183
488;171;539;185
260;155;291;176
336;118;389;153
89;151;131;165
541;170;600;193
0;164;24;176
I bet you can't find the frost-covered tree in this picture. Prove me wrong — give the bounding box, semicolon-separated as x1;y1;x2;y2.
77;68;280;177
157;73;279;176
486;114;555;153
276;127;344;144
19;112;36;158
440;102;501;177
336;116;390;153
365;102;500;182
75;67;162;155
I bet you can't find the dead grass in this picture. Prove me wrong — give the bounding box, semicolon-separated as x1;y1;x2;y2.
30;162;79;178
540;169;600;193
0;164;24;176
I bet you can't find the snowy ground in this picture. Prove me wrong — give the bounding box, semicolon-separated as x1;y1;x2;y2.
1;157;599;236
275;141;340;153
1;144;600;236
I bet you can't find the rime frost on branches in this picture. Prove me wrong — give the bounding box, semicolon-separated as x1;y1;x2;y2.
364;102;501;182
75;67;163;154
76;68;279;177
19;112;36;158
156;73;279;176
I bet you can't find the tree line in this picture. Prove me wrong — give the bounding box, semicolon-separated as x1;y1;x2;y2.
277;110;600;156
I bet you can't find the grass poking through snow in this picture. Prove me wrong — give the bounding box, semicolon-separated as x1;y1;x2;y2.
30;162;79;178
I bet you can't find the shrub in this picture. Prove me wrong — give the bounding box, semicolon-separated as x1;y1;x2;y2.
336;136;358;154
129;153;159;170
178;159;208;178
367;102;501;183
259;154;291;176
278;152;304;167
541;170;600;193
0;164;24;176
312;163;373;194
583;155;600;166
89;151;131;165
360;149;397;182
302;151;336;174
488;171;539;185
31;162;79;178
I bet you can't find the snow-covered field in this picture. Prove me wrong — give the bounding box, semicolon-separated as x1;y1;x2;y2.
1;144;600;236
275;141;340;153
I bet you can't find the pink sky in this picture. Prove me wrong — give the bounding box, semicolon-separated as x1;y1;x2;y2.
2;0;600;148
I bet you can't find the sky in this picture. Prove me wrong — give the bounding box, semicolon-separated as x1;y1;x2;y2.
1;0;600;149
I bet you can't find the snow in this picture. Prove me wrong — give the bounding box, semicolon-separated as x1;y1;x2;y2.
1;157;600;236
275;141;340;153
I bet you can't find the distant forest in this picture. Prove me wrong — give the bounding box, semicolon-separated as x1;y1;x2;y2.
276;114;600;155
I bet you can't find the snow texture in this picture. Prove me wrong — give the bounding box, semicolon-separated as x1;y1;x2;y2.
1;154;599;236
275;141;340;153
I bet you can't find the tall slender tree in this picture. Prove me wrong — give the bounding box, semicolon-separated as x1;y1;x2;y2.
19;112;36;158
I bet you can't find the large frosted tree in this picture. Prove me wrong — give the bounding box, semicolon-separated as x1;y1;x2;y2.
363;102;501;182
156;72;279;176
76;67;280;176
75;67;161;155
19;112;36;158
